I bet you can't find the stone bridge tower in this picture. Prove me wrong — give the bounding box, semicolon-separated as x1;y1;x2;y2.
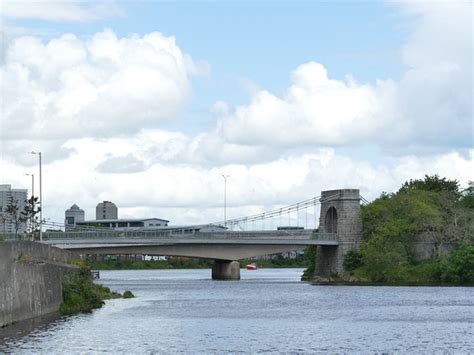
315;189;363;277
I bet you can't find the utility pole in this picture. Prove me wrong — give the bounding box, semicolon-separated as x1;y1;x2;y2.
30;152;42;241
221;174;229;228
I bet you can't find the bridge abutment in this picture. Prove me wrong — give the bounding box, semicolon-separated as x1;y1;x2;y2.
212;260;240;280
315;189;362;278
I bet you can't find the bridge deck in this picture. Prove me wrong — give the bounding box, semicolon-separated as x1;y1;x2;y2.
5;231;338;260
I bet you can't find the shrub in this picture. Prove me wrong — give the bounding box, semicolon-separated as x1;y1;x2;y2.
361;234;409;282
123;290;135;298
440;244;474;283
301;245;317;280
343;250;363;272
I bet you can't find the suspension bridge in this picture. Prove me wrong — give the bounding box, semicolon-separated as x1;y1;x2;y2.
9;189;365;280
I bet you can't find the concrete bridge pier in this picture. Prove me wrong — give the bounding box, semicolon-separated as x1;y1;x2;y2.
212;260;240;280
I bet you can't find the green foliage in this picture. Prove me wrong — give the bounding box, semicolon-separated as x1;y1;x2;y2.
123;290;135;298
439;244;474;283
89;255;307;271
360;234;409;282
400;174;461;197
21;196;41;241
459;182;474;209
5;197;25;238
88;257;214;270
343;250;363;271
301;245;317;280
60;267;105;315
60;267;124;315
353;175;473;284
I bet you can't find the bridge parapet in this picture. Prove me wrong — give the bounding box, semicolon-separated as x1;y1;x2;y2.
40;229;334;241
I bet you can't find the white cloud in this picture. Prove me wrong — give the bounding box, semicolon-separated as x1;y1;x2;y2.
1;138;472;227
0;0;123;22
218;62;384;147
0;29;195;144
0;1;471;230
212;1;472;151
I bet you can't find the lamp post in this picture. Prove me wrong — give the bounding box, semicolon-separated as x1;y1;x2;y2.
30;151;42;241
221;174;229;228
24;173;34;198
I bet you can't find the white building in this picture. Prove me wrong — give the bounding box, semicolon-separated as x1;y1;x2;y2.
65;204;85;231
0;184;28;234
76;217;169;231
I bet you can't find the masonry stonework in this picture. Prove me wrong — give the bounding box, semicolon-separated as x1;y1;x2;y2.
314;189;363;277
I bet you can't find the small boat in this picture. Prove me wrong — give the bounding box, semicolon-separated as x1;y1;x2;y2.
245;263;257;270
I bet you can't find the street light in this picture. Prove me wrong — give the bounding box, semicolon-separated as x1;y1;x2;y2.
30;151;42;241
24;173;34;198
221;174;229;228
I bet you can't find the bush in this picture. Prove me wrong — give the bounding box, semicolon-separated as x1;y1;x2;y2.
123;290;135;298
440;244;474;283
343;250;363;272
301;245;317;280
360;234;409;282
60;267;104;315
60;267;123;315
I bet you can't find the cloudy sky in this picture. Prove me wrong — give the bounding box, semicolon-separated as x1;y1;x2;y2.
0;0;472;228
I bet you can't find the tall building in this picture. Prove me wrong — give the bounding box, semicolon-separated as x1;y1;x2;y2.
0;184;28;234
65;204;85;231
96;201;118;220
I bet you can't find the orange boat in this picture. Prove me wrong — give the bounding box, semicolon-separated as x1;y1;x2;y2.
245;263;257;270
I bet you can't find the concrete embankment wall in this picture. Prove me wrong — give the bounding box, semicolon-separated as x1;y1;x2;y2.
0;241;79;327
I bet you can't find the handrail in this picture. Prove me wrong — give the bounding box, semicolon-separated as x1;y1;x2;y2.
38;229;340;243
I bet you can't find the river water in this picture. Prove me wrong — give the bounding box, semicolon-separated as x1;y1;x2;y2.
1;268;473;353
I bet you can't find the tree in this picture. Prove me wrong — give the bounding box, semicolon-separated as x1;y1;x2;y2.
5;196;25;238
21;196;41;241
440;244;474;283
0;209;7;236
360;234;408;282
400;174;461;198
459;181;474;209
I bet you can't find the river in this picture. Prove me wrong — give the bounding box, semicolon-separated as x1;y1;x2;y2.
1;268;473;353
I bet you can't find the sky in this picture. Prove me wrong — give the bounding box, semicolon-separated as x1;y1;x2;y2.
0;0;472;228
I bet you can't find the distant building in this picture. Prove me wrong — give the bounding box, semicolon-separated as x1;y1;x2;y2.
65;204;85;231
96;201;118;220
0;184;28;234
77;217;169;231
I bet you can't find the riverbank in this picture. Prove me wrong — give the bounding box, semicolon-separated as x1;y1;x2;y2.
0;241;79;327
59;267;134;315
87;256;308;270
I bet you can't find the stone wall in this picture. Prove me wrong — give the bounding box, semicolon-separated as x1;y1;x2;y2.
0;241;79;327
315;189;363;277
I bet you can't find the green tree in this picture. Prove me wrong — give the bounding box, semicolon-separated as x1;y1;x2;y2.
301;245;317;280
21;196;41;241
5;197;25;238
440;244;474;283
400;174;461;197
343;249;363;271
360;234;408;282
459;181;474;209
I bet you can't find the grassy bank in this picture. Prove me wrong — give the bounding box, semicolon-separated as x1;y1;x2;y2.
60;267;134;315
87;256;308;270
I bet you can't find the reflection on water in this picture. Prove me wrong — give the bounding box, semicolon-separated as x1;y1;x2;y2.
1;268;473;353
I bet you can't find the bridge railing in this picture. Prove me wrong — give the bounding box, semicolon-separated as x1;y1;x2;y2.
40;229;338;241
